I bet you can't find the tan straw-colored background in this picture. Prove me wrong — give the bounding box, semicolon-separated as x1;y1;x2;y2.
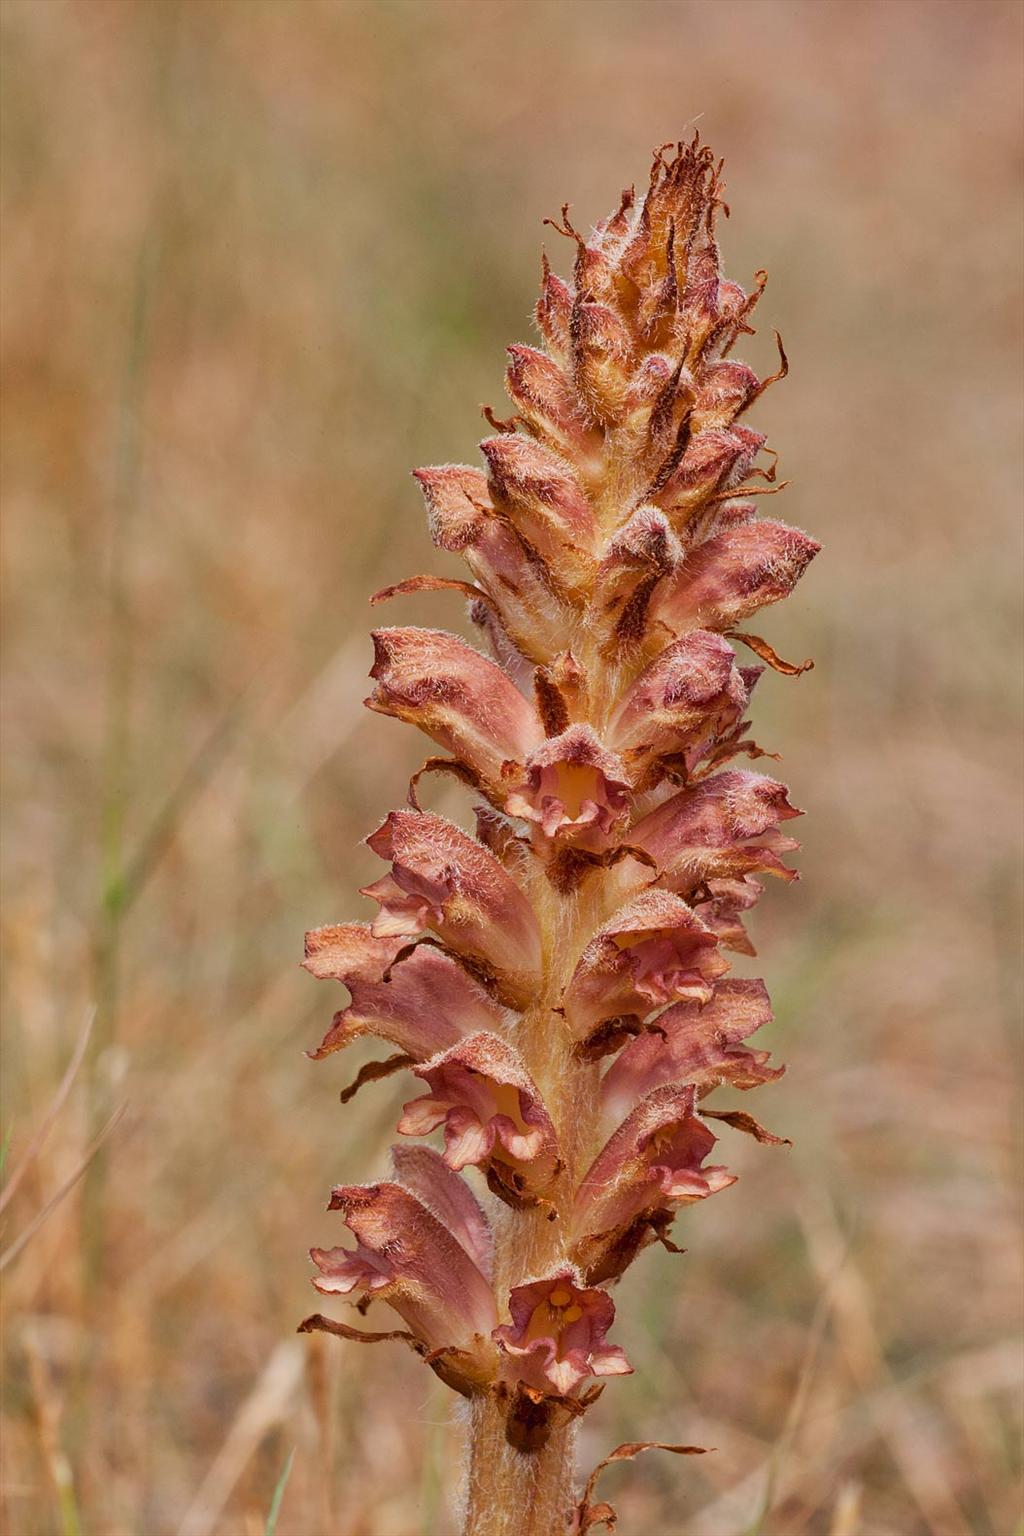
2;1;1021;1532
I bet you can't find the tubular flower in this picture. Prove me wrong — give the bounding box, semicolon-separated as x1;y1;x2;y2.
308;1180;498;1394
302;924;503;1062
608;629;754;787
601;978;784;1120
563;888;727;1044
300;137;816;1532
493;1269;633;1396
397;1031;561;1202
571;1084;736;1284
504;724;630;851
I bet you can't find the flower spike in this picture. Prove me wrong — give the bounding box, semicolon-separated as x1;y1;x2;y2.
302;138;815;1529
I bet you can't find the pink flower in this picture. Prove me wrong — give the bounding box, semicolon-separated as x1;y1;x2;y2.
572;302;635;423
572;1085;735;1283
563;888;727;1040
481;433;596;588
690;359;761;433
601;979;783;1122
412;462;493;550
493;1269;633;1396
361;809;542;1005
608;630;752;787
630;769;803;892
366;626;543;792
397;1031;560;1202
505;344;601;461
653;425;766;524
302;923;502;1060
591;505;682;651
505;724;630;851
534;252;573;361
650;518;820;637
311;1181;497;1365
413;463;569;667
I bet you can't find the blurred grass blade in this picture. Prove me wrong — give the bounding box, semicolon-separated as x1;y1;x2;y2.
25;1342;81;1536
264;1447;295;1536
178;1342;304;1536
0;1008;95;1215
118;681;255;917
0;1103;127;1272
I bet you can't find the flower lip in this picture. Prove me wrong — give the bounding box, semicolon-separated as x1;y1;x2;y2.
397;1031;560;1197
493;1267;632;1397
504;724;630;851
692;875;764;957
563;888;727;1038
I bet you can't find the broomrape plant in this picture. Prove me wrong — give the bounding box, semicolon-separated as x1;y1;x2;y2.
299;138;818;1535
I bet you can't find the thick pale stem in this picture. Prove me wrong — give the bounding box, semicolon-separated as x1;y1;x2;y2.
464;449;636;1532
463;1395;576;1536
463;875;605;1533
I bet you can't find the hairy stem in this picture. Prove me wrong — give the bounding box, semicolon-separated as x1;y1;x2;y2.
464;824;607;1529
464;1394;576;1536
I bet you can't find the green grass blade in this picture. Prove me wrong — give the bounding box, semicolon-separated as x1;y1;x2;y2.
265;1447;295;1536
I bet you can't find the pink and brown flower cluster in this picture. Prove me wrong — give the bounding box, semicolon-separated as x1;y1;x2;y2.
301;137;816;1456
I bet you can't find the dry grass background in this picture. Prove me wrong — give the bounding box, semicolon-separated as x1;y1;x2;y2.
1;1;1022;1533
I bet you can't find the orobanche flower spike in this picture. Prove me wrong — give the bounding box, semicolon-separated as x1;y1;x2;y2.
300;137;817;1536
